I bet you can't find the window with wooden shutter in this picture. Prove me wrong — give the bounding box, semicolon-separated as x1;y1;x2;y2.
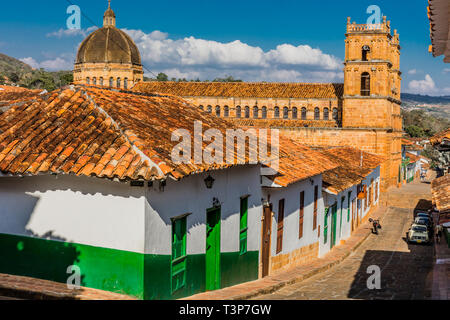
313;186;318;230
299;191;305;239
276;199;285;254
171;216;187;293
239;196;248;255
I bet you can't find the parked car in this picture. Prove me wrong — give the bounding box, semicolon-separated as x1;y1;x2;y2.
414;217;433;230
416;212;433;224
407;224;430;244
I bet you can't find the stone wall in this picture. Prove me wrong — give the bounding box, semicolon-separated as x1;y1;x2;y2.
278;127;402;191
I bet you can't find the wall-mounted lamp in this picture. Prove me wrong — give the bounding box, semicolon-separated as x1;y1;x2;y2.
159;179;166;192
309;178;314;185
213;197;220;208
204;175;215;189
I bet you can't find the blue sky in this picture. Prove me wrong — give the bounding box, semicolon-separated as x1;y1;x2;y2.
0;0;448;95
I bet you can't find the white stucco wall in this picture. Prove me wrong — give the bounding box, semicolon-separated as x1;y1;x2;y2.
262;174;322;257
0;174;147;253
320;166;381;257
143;165;263;255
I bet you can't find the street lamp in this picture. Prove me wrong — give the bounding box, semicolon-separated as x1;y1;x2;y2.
204;175;215;189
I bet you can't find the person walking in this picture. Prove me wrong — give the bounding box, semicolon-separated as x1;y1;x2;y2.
435;224;442;244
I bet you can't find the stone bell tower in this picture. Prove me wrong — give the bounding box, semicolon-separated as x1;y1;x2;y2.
342;16;402;131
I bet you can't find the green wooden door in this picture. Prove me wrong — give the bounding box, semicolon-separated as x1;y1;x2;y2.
206;207;221;291
330;204;337;249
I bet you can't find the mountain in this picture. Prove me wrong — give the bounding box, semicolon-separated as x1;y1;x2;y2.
0;53;73;91
401;93;450;105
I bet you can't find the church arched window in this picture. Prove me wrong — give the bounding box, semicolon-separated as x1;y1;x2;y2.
224;106;229;117
332;108;338;120
236;106;241;118
124;78;128;90
100;77;104;86
274;107;280;118
361;72;370;96
283;107;289;119
314;107;320;120
323;107;329;120
253;106;259;118
109;77;114;87
362;45;370;61
117;77;121;88
199;105;204;110
93;77;97;85
86;77;90;85
245;106;250;118
301;107;307;120
262;107;267;119
207;105;212;113
292;107;298;119
215;105;221;117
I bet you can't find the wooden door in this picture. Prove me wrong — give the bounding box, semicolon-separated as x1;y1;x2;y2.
261;204;272;277
351;198;357;232
331;205;337;249
206;207;221;291
276;199;285;254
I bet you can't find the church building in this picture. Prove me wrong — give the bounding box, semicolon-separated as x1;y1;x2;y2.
73;1;143;89
134;17;403;193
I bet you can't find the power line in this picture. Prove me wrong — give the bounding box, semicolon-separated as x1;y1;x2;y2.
64;0;158;78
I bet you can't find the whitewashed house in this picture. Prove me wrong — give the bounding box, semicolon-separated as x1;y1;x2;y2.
259;136;337;274
0;85;267;299
319;147;383;256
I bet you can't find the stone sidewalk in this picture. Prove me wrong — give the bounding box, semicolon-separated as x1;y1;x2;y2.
183;204;389;300
0;273;136;300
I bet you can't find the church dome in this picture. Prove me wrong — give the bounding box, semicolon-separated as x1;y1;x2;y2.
75;27;141;65
75;1;141;66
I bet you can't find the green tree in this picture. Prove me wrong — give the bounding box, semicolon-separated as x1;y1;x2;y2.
156;73;169;81
405;125;425;137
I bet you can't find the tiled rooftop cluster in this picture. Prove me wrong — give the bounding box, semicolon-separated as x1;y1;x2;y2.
0;85;260;181
430;128;450;145
319;147;384;194
431;174;450;212
133;82;344;99
0;85;382;190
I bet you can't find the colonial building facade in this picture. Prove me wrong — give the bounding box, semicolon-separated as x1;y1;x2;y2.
134;17;403;192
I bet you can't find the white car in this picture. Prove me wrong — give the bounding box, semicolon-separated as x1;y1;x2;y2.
407;224;430;244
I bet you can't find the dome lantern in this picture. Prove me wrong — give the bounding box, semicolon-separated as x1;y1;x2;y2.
103;0;116;27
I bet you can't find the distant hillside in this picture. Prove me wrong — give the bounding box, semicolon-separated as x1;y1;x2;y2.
0;53;73;91
401;93;450;105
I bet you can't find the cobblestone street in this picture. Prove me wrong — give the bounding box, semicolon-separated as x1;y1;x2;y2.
255;181;435;300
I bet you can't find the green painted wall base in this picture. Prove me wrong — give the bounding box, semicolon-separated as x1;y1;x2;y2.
0;233;259;300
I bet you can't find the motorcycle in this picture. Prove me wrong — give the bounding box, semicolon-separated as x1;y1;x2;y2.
369;218;382;234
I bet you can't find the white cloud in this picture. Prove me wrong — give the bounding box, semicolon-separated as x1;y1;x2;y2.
46;26;98;38
20;55;73;71
20;57;40;69
122;28;343;82
408;69;417;75
443;68;450;74
408;75;437;95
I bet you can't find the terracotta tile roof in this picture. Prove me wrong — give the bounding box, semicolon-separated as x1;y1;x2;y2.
431;174;450;212
318;147;384;194
133;81;344;99
0;86;43;108
228;119;338;128
268;135;338;187
428;0;450;62
401;138;415;146
0;85;260;182
405;152;420;163
430;128;450;145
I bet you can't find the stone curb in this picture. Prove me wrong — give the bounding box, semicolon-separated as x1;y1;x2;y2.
0;273;136;300
184;205;389;300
